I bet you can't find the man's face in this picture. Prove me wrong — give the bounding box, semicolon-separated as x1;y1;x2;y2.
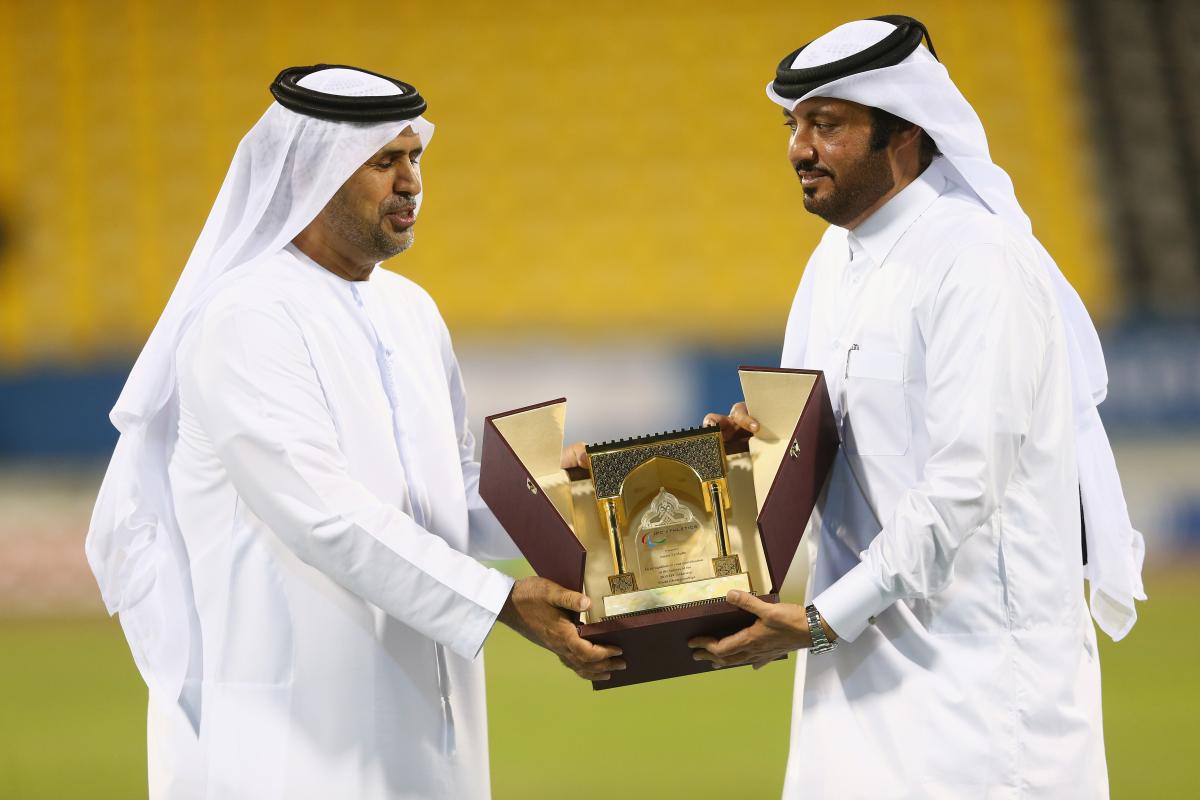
321;128;423;262
784;97;895;228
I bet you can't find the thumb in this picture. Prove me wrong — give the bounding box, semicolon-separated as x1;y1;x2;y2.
553;585;591;613
725;589;770;618
560;442;592;470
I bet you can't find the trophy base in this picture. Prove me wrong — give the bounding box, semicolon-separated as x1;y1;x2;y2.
602;572;752;618
712;554;743;577
608;573;638;594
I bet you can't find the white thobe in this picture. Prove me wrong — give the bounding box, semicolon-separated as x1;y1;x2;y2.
780;160;1107;798
163;244;518;799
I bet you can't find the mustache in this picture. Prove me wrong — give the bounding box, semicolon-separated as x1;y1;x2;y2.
793;160;832;177
380;195;417;215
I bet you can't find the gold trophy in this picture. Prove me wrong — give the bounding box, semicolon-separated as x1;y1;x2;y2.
586;425;753;617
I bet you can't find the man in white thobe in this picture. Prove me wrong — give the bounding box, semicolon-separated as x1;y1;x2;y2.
692;17;1144;798
87;65;621;800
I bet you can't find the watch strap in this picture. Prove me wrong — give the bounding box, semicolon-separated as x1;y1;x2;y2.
806;603;838;654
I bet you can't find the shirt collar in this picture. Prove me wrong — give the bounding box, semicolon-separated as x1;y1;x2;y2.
845;156;950;267
284;242;377;289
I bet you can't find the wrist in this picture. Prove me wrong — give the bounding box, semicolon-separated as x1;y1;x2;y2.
805;603;839;654
497;582;520;629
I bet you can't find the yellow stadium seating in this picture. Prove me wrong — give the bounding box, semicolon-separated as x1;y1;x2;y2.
0;0;1112;366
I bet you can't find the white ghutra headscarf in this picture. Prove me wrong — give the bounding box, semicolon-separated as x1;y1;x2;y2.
768;19;1145;641
86;67;435;701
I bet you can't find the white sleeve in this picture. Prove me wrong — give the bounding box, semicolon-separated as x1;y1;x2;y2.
814;243;1049;642
184;300;513;660
437;318;523;562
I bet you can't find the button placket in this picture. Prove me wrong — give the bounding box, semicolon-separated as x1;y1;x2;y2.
355;284;431;529
354;282;451;747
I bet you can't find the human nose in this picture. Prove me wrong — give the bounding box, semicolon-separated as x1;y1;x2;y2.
394;159;422;195
788;128;817;166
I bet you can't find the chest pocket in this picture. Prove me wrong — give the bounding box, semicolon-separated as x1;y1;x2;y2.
843;348;910;456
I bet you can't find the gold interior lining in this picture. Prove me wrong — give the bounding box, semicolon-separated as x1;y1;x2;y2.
739;370;817;517
491;403;576;532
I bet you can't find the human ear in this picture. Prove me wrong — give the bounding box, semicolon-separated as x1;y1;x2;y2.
895;123;924;151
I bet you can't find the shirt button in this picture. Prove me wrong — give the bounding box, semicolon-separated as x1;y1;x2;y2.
867;616;877;625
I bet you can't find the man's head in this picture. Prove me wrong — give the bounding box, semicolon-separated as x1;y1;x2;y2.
275;65;433;281
784;96;935;228
767;16;943;228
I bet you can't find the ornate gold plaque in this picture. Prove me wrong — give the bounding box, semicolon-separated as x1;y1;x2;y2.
586;426;752;618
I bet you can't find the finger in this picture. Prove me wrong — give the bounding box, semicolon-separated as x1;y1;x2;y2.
570;643;625;666
719;654;755;668
546;581;591;613
727;402;760;433
687;636;718;650
559;442;591;470
724;589;773;618
701;624;759;657
567;635;622;662
564;657;615;681
693;650;749;669
693;645;749;662
569;656;626;673
701;413;744;443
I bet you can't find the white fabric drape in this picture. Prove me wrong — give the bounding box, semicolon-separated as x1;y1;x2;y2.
86;68;435;702
767;20;1144;639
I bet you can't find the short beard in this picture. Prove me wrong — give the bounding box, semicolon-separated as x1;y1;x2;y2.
801;146;895;227
324;188;414;262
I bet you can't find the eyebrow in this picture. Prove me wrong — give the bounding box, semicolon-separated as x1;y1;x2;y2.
782;106;836;121
374;146;423;160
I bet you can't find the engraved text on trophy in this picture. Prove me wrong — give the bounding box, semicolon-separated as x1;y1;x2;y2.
633;489;716;588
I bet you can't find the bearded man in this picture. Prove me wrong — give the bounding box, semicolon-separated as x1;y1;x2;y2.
692;17;1144;798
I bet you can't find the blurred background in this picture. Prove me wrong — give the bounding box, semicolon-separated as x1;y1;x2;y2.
0;0;1196;797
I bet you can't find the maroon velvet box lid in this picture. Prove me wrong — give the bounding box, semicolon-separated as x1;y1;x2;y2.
749;368;840;594
479;368;839;689
479;397;586;593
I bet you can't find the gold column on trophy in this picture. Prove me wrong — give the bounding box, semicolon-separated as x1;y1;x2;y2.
586;426;753;618
704;478;742;578
600;496;637;594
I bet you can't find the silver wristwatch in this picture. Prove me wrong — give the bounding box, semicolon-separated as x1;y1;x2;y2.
806;604;838;654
